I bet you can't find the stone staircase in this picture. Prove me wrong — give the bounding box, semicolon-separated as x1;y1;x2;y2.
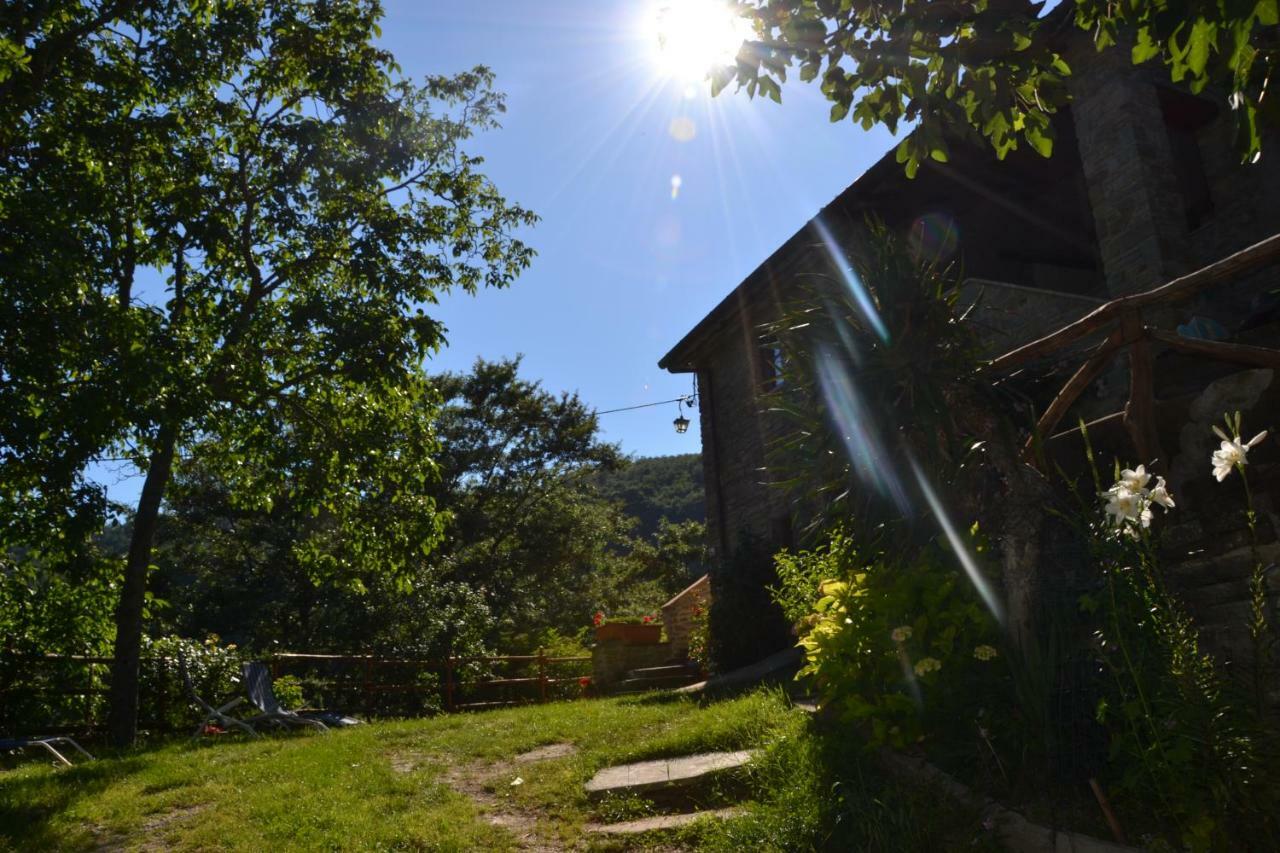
581;749;756;837
611;661;703;694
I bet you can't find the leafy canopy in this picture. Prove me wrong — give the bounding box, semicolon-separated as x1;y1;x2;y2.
722;0;1277;173
1;0;536;742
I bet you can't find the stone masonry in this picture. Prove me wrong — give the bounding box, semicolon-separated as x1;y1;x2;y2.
661;574;710;660
660;39;1280;678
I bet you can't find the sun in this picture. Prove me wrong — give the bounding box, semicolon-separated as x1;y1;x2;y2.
647;0;752;83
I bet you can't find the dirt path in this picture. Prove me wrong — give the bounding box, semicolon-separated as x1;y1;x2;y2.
393;744;577;851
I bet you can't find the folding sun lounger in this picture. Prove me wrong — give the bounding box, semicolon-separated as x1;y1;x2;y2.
242;661;329;734
0;735;94;767
180;651;259;739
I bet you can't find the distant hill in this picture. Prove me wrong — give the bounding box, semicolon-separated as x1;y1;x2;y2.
596;453;704;539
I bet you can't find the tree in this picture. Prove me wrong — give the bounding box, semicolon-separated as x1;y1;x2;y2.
1;1;536;745
430;358;631;642
722;0;1277;172
153;358;692;655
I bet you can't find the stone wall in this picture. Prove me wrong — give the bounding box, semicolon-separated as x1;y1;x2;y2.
662;574;710;660
695;288;794;562
1158;370;1280;701
590;641;672;691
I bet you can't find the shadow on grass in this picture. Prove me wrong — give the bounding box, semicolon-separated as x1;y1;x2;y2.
0;754;150;849
688;714;1002;852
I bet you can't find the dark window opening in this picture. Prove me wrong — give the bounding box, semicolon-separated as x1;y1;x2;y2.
1159;87;1217;230
760;344;785;391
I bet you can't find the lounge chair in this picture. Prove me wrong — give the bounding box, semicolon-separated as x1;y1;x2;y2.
241;661;328;734
0;735;94;767
179;651;259;740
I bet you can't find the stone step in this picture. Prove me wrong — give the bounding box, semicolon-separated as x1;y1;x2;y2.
584;807;744;835
584;749;756;799
612;673;701;694
625;663;699;679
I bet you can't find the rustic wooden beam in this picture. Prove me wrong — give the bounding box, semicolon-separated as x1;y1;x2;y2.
1122;317;1165;468
988;232;1280;373
1022;329;1125;463
1148;329;1280;370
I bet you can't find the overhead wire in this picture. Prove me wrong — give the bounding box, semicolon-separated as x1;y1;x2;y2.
594;395;695;416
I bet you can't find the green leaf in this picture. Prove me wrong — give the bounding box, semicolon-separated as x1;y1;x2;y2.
1131;28;1161;64
1025;125;1054;158
1186;19;1216;78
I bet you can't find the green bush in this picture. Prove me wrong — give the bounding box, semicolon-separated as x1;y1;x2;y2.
775;528;1001;748
138;635;244;733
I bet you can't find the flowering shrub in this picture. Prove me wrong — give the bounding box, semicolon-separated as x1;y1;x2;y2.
138;634;245;732
776;528;1001;747
1077;413;1279;851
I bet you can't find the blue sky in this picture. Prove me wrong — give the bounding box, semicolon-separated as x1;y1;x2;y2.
92;0;899;505
386;1;896;454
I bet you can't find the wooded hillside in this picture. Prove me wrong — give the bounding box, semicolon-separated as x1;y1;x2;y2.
595;454;704;539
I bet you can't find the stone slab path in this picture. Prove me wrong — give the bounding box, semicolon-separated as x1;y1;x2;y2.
583;750;755;798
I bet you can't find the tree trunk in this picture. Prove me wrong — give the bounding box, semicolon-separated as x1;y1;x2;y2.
107;424;178;747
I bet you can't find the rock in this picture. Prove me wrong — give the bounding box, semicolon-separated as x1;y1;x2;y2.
583;750;755;799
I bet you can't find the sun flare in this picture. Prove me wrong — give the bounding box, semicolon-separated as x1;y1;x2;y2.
647;0;752;83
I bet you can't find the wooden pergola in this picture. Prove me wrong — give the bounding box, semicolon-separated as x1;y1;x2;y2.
987;233;1280;468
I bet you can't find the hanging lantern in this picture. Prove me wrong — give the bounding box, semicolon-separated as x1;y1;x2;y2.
674;396;691;433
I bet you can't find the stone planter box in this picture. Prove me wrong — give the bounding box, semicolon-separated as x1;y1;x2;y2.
595;623;661;645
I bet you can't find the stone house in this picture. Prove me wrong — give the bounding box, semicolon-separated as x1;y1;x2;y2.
659;48;1280;669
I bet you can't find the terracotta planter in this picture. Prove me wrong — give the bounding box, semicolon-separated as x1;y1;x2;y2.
595;622;662;645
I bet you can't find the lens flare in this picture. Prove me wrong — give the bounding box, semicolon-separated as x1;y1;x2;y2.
812;218;890;344
813;343;912;515
908;212;960;262
668;115;697;142
908;456;1006;626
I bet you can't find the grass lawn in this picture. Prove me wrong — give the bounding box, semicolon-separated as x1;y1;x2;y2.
0;689;997;851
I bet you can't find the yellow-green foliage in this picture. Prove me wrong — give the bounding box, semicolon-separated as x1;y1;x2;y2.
777;529;1001;747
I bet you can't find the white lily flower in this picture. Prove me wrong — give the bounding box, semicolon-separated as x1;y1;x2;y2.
1101;467;1173;538
1118;465;1151;492
1149;476;1175;509
1211;427;1267;481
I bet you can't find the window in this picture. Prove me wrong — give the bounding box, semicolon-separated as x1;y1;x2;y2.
760;344;785;391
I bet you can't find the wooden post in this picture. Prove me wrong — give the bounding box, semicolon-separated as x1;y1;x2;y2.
1121;313;1165;468
537;649;547;704
363;657;373;716
444;657;455;713
85;662;94;729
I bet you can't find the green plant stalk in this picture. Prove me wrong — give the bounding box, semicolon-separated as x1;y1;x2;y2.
1103;565;1182;829
1239;467;1271;717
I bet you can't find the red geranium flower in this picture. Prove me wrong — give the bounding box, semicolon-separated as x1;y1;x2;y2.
578;676;591;687
642;615;652;624
592;611;604;627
